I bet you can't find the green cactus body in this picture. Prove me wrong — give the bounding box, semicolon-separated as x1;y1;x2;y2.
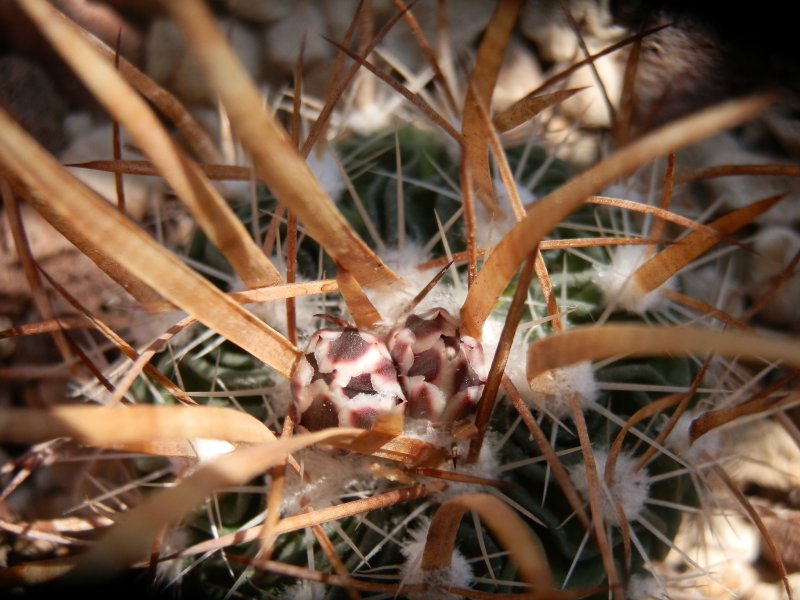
140;127;702;599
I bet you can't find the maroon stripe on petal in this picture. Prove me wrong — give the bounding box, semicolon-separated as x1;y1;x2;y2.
374;357;399;380
343;372;375;398
328;328;373;363
387;328;415;372
349;407;378;429
305;352;318;369
408;347;442;381
406;315;444;345
301;395;340;431
451;359;483;392
306;353;335;385
441;389;480;423
443;335;460;352
407;383;436;420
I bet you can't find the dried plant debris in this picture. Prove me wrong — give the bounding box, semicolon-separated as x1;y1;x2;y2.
1;2;799;600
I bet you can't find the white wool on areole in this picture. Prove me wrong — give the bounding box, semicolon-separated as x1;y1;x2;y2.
479;309;531;395
366;243;468;324
666;412;722;465
595;244;673;314
306;144;346;203
527;360;598;418
568;448;650;525
626;574;664;599
402;418;455;448
230;269;323;342
280;448;376;515
400;518;474;600
275;580;327;600
472;177;539;251
342;390;404;415
436;434;504;503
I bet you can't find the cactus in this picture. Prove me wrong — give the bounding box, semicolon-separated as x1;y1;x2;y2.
157;123;700;598
0;2;798;600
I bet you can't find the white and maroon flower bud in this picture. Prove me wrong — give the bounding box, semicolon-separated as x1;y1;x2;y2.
291;327;406;431
387;308;487;423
